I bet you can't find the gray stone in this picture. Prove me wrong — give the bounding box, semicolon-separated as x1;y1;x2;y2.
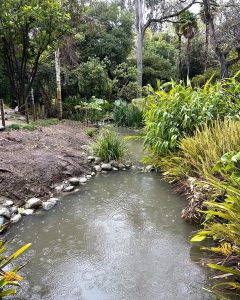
42;199;57;211
0;207;11;219
48;197;59;202
79;177;87;184
69;177;80;186
2;200;14;207
110;160;119;168
10;206;18;214
0;126;5;131
91;172;96;176
55;184;63;193
22;209;34;216
113;167;118;171
63;186;75;192
101;163;112;171
101;170;108;174
125;161;132;169
86;175;92;179
0;216;7;225
11;214;22;223
25;198;42;209
118;163;125;170
131;165;137;171
94;165;102;172
87;155;95;162
145;165;154;172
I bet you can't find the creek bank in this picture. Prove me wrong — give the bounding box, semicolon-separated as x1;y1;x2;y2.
0;149;155;229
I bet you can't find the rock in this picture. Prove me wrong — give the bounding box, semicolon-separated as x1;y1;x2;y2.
69;177;80;186
11;214;22;223
3;200;14;207
94;157;102;164
94;165;102;172
42;199;57;211
55;185;63;193
0;216;7;225
22;209;34;216
63;186;75;192
125;161;132;169
110;160;119;168
113;167;118;171
101;170;108;174
48;197;59;202
79;177;87;184
87;155;95;162
0;207;11;219
0;126;5;131
118;163;125;170
123;168;127;171
101;163;112;171
145;165;154;172
91;172;96;176
10;206;18;214
86;175;92;179
25;198;42;209
131;165;137;171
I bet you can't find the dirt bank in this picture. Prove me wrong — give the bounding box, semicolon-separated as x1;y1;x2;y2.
0;122;92;206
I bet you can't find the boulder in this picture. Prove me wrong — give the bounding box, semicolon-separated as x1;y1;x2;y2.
22;209;34;216
25;198;42;209
79;177;87;184
10;206;18;214
101;163;112;171
69;177;80;186
87;155;95;162
110;160;119;168
42;199;57;211
2;200;14;207
0;207;11;219
94;157;102;164
118;163;125;170
94;165;102;172
0;216;7;225
145;165;154;172
11;214;22;223
63;186;75;192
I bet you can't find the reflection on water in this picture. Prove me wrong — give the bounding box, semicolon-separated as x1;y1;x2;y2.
5;171;215;300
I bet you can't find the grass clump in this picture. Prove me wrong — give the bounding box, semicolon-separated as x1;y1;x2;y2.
86;128;97;138
7;118;59;131
93;129;126;162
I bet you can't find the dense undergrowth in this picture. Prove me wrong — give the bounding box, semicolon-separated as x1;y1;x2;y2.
143;75;240;296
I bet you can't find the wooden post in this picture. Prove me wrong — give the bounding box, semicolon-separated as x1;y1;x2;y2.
0;99;6;128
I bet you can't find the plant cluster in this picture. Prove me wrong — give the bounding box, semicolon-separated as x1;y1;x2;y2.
144;76;240;155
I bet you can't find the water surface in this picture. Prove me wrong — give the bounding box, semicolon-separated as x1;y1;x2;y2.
5;171;214;300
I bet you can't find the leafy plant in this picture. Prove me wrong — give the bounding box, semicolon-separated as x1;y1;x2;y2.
0;240;31;298
144;75;240;155
93;129;126;162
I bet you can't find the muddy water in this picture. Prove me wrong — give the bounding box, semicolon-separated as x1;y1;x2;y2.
5;131;215;300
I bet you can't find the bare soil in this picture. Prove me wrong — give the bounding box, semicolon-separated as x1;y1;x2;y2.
0;122;92;206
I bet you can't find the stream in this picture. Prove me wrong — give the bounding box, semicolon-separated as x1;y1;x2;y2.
5;129;216;300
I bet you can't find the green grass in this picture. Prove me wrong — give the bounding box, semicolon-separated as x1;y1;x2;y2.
93;129;127;162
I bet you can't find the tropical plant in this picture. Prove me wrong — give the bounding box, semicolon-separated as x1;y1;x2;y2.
0;240;31;298
93;129;126;162
144;75;240;155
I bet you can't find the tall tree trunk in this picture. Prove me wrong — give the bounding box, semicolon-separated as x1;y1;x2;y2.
219;54;229;79
55;48;62;120
136;0;143;96
31;88;36;121
186;38;191;79
204;23;209;71
177;35;182;79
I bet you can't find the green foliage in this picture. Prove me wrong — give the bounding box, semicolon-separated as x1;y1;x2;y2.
192;68;220;86
144;76;240;155
143;32;176;87
112;101;144;128
86;128;97;138
93;129;126;162
0;240;31;298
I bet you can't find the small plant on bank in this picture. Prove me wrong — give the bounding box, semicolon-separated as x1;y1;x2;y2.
93;129;126;162
0;240;31;298
86;128;97;138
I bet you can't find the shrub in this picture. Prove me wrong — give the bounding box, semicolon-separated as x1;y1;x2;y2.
158;119;240;183
86;128;97;138
93;129;126;162
112;101;144;128
144;76;240;155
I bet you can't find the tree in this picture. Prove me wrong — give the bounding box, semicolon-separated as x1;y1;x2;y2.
135;0;197;92
0;0;68;122
201;0;240;78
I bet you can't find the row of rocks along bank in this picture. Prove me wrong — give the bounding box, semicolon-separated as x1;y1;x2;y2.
0;155;155;230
